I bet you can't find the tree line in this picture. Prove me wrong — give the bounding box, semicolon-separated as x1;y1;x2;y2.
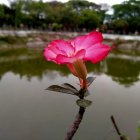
0;0;140;34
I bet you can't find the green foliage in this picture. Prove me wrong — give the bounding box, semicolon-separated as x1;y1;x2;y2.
45;1;64;24
128;16;140;33
113;19;128;29
111;19;128;33
105;57;140;86
0;4;15;27
0;5;4;17
0;0;104;31
0;49;69;80
112;0;140;33
51;23;62;31
0;36;25;44
59;6;79;30
0;48;28;57
0;48;140;87
1;0;139;33
68;0;91;11
79;9;101;30
113;0;140;19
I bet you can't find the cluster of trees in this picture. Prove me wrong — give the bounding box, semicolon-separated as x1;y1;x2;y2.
0;0;105;31
0;0;140;34
107;0;140;34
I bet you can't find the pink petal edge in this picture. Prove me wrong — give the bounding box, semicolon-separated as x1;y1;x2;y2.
50;40;74;56
56;49;86;64
84;43;112;63
70;31;103;51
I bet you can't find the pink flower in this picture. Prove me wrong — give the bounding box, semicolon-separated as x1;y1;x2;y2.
44;31;113;89
44;31;112;64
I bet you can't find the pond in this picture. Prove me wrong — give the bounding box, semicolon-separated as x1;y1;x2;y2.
0;48;140;140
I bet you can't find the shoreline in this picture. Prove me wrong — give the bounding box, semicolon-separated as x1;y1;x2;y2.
0;30;140;41
0;30;140;53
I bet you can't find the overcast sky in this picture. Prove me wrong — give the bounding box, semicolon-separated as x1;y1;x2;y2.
0;0;125;6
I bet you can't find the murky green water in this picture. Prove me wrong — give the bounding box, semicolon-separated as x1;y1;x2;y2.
0;48;140;140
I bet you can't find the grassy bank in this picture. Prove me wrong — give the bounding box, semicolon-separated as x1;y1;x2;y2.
0;35;27;47
0;33;140;57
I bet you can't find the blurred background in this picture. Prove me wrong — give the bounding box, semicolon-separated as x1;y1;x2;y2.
0;1;140;140
0;0;140;34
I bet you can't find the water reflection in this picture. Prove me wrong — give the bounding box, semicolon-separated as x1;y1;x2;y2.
0;57;69;81
0;48;140;86
0;50;140;139
105;57;140;87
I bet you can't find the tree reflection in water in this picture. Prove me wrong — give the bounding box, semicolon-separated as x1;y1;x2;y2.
0;48;140;87
104;57;140;87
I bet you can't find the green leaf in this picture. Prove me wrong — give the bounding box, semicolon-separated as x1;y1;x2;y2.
76;99;92;108
61;83;78;93
46;85;79;96
86;77;96;86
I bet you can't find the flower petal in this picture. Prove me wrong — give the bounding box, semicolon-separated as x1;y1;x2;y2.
43;47;57;62
51;40;74;56
84;43;112;63
71;31;103;51
56;49;85;64
74;49;86;60
48;43;66;55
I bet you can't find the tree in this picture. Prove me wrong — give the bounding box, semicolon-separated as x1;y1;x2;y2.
111;19;128;34
68;0;101;12
13;0;23;27
0;0;107;31
0;4;15;27
79;9;102;31
59;6;79;31
46;1;64;24
112;0;140;33
0;4;5;27
67;0;105;31
21;0;49;28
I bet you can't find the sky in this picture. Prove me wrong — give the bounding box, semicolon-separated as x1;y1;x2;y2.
0;0;125;6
